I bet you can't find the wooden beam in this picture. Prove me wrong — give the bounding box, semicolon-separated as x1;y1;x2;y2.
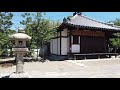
72;30;105;37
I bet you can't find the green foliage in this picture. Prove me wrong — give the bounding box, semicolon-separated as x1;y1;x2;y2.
20;12;60;57
113;18;120;26
110;33;120;47
109;18;120;48
0;12;14;57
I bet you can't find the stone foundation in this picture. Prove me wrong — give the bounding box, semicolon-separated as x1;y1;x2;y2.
9;72;31;78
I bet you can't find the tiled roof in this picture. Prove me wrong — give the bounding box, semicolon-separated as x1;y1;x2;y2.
64;14;120;31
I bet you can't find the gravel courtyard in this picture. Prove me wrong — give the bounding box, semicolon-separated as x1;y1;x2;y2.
1;58;120;78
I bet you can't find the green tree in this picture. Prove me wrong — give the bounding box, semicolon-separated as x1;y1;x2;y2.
20;12;60;58
109;18;120;52
0;12;13;57
20;12;35;57
7;29;16;57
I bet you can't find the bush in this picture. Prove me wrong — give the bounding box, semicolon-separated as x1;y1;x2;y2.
32;56;42;62
24;50;34;57
0;49;8;57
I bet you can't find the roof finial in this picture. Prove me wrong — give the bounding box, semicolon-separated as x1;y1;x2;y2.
73;12;82;16
63;17;67;22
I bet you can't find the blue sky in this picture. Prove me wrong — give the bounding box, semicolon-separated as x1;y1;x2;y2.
11;12;120;30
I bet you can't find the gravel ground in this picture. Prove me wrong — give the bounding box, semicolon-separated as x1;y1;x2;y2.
1;58;120;78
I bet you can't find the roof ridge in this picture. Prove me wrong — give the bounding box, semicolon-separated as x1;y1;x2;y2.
64;14;120;30
81;15;111;26
82;15;120;28
68;14;113;27
69;14;78;20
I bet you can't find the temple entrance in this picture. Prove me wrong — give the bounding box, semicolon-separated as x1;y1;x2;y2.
80;36;106;53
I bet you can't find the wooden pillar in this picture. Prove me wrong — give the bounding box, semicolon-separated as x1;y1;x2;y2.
105;32;110;53
69;30;72;54
106;37;109;53
60;30;61;55
57;31;58;55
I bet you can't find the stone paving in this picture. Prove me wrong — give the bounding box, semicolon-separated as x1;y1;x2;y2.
1;58;120;78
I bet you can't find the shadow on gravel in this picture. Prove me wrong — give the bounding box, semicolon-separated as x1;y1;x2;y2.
46;55;68;61
2;75;10;78
0;60;16;68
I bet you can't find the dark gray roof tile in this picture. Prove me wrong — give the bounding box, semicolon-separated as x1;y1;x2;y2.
65;14;120;30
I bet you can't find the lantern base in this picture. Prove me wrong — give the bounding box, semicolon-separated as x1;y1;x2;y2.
9;72;30;78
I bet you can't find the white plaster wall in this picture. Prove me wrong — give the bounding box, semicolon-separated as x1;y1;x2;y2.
61;38;68;55
50;38;60;55
67;36;70;53
62;29;67;36
52;38;58;54
57;38;60;55
71;44;80;53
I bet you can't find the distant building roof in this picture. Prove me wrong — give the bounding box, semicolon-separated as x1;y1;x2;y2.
59;13;120;32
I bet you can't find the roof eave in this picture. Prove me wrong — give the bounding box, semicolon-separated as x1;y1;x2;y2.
59;23;120;33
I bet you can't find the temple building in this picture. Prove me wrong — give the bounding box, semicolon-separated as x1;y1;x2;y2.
50;12;120;59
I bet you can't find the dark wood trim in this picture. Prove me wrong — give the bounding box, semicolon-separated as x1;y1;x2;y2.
50;53;67;56
106;37;109;53
69;31;72;54
51;36;68;39
80;36;81;53
105;32;109;53
57;31;58;55
51;37;60;39
71;43;80;45
73;53;118;60
71;30;105;37
60;30;61;55
61;36;68;38
52;39;53;54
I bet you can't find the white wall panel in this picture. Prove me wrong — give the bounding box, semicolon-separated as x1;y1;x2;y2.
62;29;67;36
61;38;68;55
52;38;58;54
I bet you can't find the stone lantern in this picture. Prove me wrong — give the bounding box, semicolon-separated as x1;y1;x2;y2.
9;27;31;78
